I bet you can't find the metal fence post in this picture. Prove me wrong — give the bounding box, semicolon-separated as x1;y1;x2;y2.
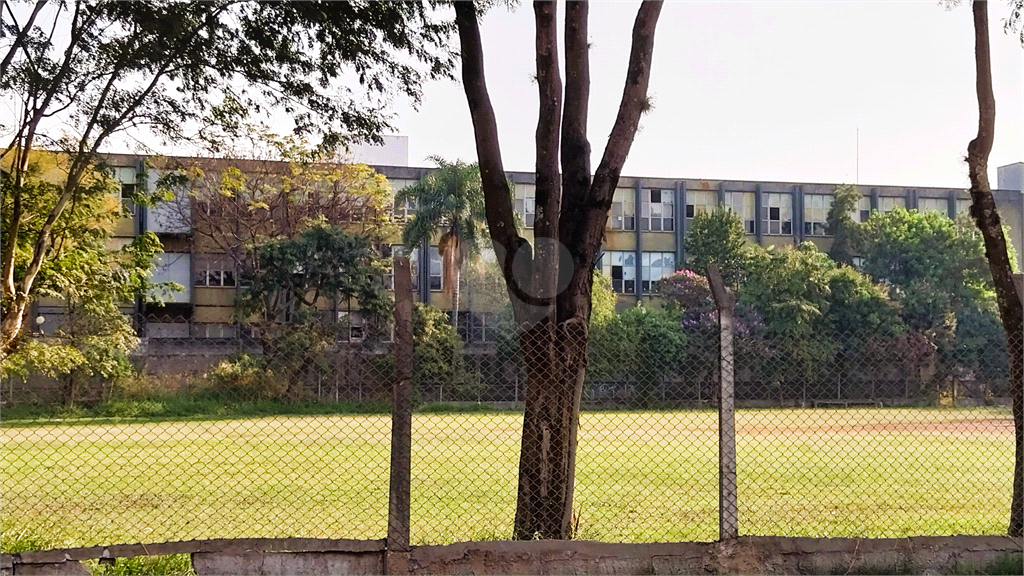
707;264;738;540
387;257;414;556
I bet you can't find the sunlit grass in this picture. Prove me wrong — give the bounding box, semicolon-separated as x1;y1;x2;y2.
1;407;1013;549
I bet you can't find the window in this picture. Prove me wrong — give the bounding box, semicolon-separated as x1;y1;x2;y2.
459;312;497;343
761;193;793;235
194;257;236;287
918;197;948;215
204;324;238;339
428;246;443;291
878;196;905;212
383;245;419;292
393;197;418;222
685;191;716;223
724;191;755;234
956;198;972;215
514;184;536;228
803;194;832;237
337;311;364;342
608;188;635;231
120;183;137;216
641;189;674;232
853;197;871;223
641;252;675;293
601;251;636;294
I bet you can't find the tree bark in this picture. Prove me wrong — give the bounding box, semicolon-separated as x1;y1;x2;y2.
455;0;663;540
966;0;1023;538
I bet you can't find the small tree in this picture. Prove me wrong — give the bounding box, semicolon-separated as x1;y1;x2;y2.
683;208;751;286
0;0;455;354
397;157;487;328
238;223;391;399
825;184;864;266
0;154;175;399
965;1;1022;534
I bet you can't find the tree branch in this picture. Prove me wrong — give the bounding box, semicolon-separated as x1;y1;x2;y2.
531;0;562;307
453;2;533;312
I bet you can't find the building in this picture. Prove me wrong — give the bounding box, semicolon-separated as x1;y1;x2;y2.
31;153;1024;345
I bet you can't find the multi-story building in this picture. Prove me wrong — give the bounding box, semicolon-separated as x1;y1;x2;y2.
31;153;1024;346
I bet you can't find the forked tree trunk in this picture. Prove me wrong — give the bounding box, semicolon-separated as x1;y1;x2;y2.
454;0;663;539
966;0;1023;538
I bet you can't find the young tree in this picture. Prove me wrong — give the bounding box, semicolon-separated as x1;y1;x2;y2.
965;0;1023;537
683;207;751;286
396;157;487;327
237;223;391;399
454;1;663;539
825;184;864;266
0;152;174;391
0;0;454;355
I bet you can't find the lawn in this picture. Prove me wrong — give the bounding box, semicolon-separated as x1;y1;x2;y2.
0;407;1014;550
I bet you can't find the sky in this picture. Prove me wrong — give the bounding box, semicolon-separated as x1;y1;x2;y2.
382;1;1024;189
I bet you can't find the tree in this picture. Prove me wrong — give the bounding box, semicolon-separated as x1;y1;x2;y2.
825;184;864;266
237;222;391;399
588;306;687;408
683;207;751;286
0;151;175;397
161;132;395;274
858;209;994;334
396;157;487;328
0;0;455;355
454;1;663;538
965;0;1023;536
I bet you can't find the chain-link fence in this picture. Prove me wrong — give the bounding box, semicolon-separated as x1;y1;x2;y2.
1;304;1018;548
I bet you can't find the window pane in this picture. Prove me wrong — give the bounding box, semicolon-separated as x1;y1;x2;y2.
209;270;222;286
222;270;236;287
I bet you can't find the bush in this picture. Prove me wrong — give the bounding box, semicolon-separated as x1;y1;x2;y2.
204;354;284;400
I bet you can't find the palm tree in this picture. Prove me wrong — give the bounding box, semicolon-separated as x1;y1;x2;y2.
397;157;487;328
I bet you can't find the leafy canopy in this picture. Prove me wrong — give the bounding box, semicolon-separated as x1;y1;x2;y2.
238;222;392;325
683;207;751;286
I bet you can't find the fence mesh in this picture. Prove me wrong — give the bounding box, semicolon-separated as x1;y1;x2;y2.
1;309;1017;548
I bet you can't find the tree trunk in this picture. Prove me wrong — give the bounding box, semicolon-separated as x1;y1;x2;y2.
967;0;1023;538
455;0;662;540
0;295;30;355
451;266;461;329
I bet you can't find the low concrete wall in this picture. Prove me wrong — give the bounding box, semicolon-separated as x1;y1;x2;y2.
391;537;1022;575
3;536;1020;576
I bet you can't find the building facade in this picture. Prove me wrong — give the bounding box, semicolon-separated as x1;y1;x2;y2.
32;155;1024;344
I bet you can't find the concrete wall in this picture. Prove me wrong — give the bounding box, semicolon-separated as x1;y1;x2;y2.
5;536;1020;576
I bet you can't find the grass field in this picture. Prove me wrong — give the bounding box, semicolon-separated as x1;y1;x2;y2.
0;407;1014;551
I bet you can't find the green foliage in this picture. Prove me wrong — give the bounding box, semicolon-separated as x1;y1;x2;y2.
859;209;993;333
1;156;177;385
205;354;284;401
589;306;688;408
739;243;838;335
412;303;482;400
239;222;392;323
397;157;487;308
590;271;618;325
825;184;865;266
682;207;751;286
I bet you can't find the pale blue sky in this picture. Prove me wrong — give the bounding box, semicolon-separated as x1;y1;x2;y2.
388;1;1023;189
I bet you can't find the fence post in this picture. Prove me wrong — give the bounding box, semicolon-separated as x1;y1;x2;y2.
707;264;738;540
387;257;414;559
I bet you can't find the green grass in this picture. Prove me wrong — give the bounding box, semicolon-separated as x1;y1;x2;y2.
0;407;1013;550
